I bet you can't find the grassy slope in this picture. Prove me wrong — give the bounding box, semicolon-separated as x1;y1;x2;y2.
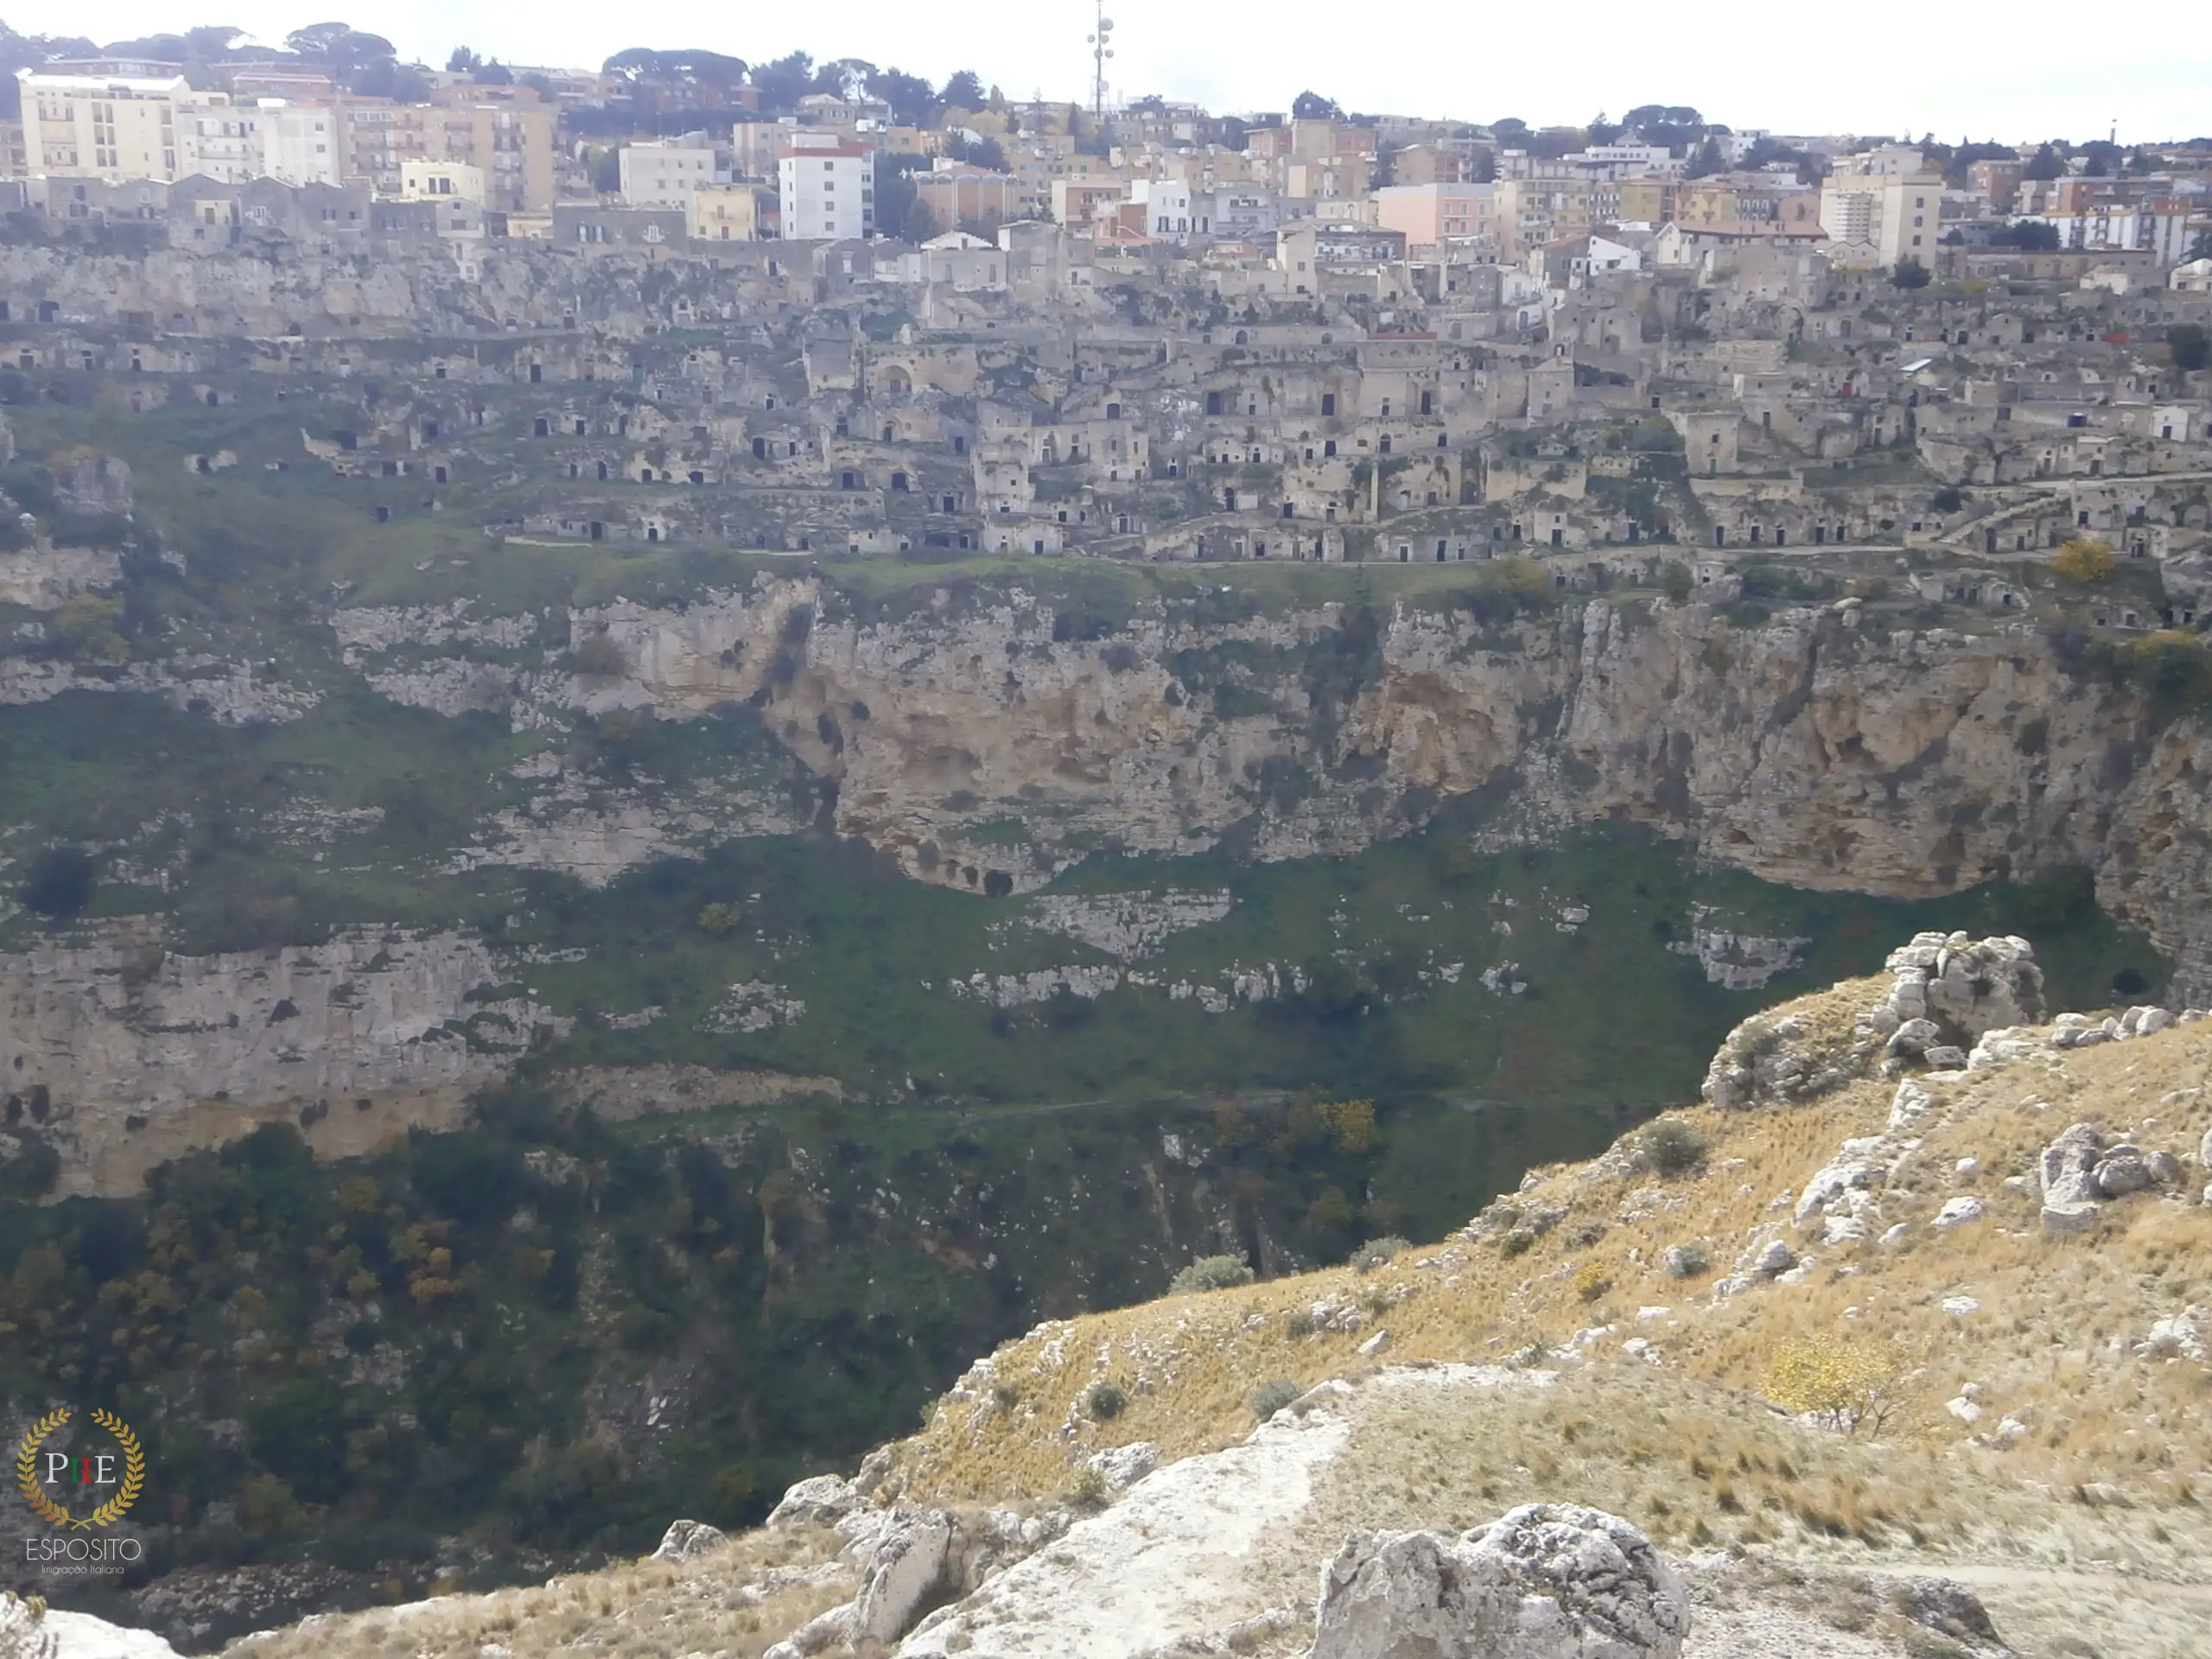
215;993;2212;1659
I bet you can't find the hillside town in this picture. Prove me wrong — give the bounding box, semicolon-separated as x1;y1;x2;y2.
0;25;2203;589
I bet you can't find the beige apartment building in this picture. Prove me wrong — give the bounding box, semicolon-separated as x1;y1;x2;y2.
689;181;765;240
344;89;554;213
1374;181;1496;248
21;71;188;180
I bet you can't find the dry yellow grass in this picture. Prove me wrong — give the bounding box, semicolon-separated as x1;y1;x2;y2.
220;995;2212;1658
879;1009;2212;1583
224;1524;850;1659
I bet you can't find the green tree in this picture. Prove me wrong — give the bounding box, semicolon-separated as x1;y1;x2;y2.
940;69;985;113
1659;559;1694;602
2168;323;2209;374
2023;142;2064;181
1890;256;1932;289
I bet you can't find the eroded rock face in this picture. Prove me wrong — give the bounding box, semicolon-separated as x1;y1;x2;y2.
1313;1504;1689;1659
327;582;2212;995
1704;935;2044;1110
0;927;563;1197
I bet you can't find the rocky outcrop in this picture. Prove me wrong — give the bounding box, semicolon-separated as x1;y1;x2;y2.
1313;1506;1689;1659
2038;1122;2190;1230
0;927;564;1198
0;547;121;609
0;1592;179;1659
330;580;2212;998
1705;934;2043;1109
52;452;133;518
649;1519;729;1563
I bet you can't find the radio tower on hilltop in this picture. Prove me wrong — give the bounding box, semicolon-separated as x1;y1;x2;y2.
1087;3;1116;126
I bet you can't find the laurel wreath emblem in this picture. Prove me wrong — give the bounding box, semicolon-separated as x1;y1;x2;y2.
14;1408;144;1530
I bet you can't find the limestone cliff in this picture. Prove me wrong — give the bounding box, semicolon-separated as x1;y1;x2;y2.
0;928;563;1198
353;580;2201;996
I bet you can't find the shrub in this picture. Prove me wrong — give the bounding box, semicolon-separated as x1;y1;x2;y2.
1659;560;1694;602
16;847;98;918
2050;538;2114;585
1283;1308;1317;1338
696;902;741;937
1663;1243;1710;1278
1726;1018;1782;1066
1065;1465;1110;1510
1248;1377;1302;1418
1572;1260;1611;1303
1563;1219;1609;1250
569;632;630;677
1350;1235;1410;1274
1632;1117;1710;1178
1168;1254;1254;1294
1084;1382;1127;1421
1497;1229;1535;1259
2117;630;2212;721
48;594;129;664
1320;1097;1378;1154
1764;1336;1897;1434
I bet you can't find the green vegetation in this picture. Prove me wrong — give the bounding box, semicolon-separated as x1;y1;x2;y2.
1631;1117;1710;1178
1168;1255;1255;1294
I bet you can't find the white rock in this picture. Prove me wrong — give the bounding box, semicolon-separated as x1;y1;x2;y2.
650;1518;728;1561
1312;1505;1690;1659
1357;1330;1392;1357
1933;1197;1986;1229
1752;1239;1794;1277
2043;1204;2101;1233
1085;1442;1160;1491
1941;1295;1980;1316
2134;1307;2209;1363
1879;1223;1910;1246
1945;1395;1983;1423
771;1474;864;1529
1955;1157;1979;1177
852;1510;954;1644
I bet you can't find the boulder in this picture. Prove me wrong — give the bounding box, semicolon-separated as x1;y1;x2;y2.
2134;1306;2209;1363
649;1518;728;1562
1084;1441;1159;1491
1886;1018;1942;1057
1883;1577;2003;1648
2042;1204;2100;1234
849;1510;953;1645
2038;1123;2104;1208
1313;1505;1689;1659
1752;1239;1794;1277
769;1473;864;1529
2093;1152;2153;1198
1932;1196;1985;1229
1662;1244;1707;1279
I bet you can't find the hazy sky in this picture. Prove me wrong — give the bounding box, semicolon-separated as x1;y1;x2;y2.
7;2;2209;144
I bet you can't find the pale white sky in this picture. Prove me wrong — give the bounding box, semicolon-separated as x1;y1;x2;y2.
7;1;2209;144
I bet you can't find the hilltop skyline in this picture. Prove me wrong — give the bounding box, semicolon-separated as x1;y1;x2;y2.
0;1;2205;144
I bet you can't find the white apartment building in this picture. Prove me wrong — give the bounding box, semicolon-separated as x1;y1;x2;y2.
1129;177;1193;242
620;141;719;207
19;72;340;188
175;104;261;182
257;101;341;188
21;71;187;180
777;136;873;240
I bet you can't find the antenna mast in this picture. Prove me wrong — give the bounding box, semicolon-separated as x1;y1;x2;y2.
1087;3;1116;127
